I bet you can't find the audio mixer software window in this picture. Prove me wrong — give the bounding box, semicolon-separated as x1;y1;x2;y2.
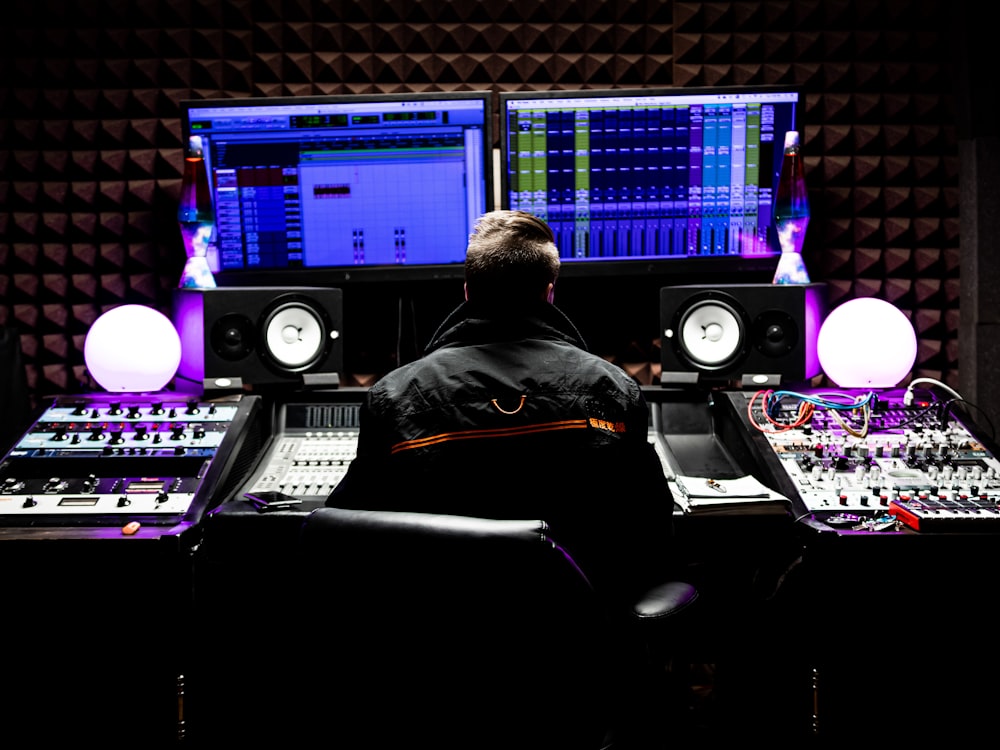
501;88;800;262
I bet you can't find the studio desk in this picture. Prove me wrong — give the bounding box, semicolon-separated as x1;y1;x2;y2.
0;391;266;747
189;385;1000;745
705;386;1000;744
6;387;996;745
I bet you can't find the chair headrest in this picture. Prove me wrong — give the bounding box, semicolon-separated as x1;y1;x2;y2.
302;506;549;545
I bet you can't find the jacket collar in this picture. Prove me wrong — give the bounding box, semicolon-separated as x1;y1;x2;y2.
424;300;590;355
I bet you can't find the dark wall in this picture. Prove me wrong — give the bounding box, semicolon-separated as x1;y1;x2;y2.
953;0;1000;431
1;1;966;413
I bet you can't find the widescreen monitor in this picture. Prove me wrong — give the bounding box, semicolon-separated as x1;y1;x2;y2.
179;91;493;284
498;86;803;278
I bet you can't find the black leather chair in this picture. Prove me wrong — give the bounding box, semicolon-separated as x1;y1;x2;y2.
287;507;698;750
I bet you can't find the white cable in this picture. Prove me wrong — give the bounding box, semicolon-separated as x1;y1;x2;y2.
902;377;963;405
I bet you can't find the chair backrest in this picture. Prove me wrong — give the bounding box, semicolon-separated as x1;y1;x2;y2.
292;507;620;750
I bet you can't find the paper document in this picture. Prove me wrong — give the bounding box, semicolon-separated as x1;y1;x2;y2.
671;475;792;515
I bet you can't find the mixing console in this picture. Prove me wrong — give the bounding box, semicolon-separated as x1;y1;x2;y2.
721;388;1000;531
0;392;262;526
236;393;362;505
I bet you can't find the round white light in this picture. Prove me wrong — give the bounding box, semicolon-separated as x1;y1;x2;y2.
817;297;917;388
84;305;182;392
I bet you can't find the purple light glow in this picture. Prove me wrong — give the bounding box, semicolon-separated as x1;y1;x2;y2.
817;297;917;388
172;290;206;383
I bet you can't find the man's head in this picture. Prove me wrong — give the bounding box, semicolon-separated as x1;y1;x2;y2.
464;210;560;309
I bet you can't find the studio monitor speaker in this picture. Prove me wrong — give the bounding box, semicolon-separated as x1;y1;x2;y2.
660;283;827;387
173;287;343;391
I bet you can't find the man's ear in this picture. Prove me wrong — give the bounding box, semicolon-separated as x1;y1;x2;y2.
464;282;469;301
546;282;555;304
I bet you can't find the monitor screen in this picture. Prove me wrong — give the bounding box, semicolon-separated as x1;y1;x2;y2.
498;86;803;278
179;91;494;284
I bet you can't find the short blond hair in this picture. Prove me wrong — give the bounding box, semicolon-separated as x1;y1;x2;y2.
464;210;560;307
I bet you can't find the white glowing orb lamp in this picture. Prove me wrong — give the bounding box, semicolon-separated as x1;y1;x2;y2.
817;297;917;388
84;305;182;392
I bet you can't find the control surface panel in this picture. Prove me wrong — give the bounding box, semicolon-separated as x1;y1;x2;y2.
237;395;362;505
722;388;1000;530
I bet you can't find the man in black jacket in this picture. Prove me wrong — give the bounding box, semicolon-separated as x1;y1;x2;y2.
326;209;676;608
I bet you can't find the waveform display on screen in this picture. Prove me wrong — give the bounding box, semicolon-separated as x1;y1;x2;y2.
181;92;492;277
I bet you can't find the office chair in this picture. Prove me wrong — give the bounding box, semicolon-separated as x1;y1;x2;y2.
287;507;698;750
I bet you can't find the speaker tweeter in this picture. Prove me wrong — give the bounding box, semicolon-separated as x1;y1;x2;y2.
210;314;256;362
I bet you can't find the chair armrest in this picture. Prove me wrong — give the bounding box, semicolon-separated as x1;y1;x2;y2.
631;580;699;625
629;581;700;678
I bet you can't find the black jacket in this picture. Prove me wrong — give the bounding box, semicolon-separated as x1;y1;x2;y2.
327;299;675;606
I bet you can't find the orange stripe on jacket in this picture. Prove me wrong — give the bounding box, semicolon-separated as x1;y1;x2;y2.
390;419;590;455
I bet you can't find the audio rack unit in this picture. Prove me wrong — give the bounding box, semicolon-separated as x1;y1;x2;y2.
0;391;263;529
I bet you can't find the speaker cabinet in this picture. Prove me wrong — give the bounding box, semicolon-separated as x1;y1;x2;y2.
660;283;827;387
173;287;343;391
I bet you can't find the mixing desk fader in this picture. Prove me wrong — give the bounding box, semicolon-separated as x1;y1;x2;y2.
720;388;1000;531
233;391;363;506
0;392;262;527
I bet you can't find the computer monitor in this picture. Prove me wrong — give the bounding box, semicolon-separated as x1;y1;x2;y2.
498;86;803;279
179;91;494;284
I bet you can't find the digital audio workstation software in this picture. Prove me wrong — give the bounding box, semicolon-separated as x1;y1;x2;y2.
181;92;492;274
499;87;801;264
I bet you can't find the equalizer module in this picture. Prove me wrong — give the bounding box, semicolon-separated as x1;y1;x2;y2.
0;392;262;528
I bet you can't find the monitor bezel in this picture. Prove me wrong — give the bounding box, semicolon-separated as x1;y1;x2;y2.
497;84;804;281
179;90;496;286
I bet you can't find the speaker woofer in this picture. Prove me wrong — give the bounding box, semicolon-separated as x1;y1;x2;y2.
261;301;327;372
669;293;750;372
